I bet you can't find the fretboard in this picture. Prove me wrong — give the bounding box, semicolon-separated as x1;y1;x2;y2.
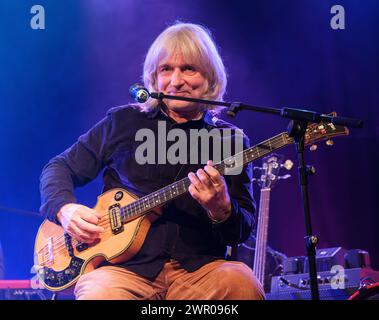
253;188;271;285
120;132;293;223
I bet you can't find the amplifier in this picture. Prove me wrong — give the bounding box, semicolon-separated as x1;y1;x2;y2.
266;286;358;300
267;267;379;300
282;247;371;275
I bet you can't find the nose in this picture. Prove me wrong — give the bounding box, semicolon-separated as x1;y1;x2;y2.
170;68;185;87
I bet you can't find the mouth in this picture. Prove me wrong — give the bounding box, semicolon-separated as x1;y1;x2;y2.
167;91;191;96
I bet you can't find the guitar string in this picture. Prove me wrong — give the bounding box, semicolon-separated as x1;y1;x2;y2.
254;188;268;282
37;134;292;264
255;189;270;283
262;191;270;280
257;191;267;282
254;190;264;280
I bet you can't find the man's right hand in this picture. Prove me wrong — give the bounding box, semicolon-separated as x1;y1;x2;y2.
57;203;105;243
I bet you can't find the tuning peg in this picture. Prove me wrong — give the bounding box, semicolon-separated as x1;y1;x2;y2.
326;139;334;146
310;144;317;151
281;160;293;171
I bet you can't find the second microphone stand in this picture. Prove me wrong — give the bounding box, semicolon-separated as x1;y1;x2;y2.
287;119;319;300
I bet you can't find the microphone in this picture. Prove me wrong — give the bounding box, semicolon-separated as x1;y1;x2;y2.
129;84;150;103
129;83;221;106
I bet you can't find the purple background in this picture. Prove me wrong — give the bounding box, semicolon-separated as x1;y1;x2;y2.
0;0;378;279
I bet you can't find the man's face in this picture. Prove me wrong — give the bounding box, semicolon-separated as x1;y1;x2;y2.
156;52;208;114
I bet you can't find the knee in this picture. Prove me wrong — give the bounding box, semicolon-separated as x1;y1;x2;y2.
75;285;116;300
74;277;122;300
214;262;265;300
74;269;130;300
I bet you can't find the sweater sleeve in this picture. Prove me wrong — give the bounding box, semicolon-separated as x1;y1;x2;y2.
39;113;113;224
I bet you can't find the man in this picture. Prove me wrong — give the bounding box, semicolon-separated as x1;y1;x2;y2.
40;22;264;300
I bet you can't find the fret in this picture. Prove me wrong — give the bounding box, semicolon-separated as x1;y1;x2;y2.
154;193;159;205
144;197;150;209
127;202;135;217
170;185;175;197
136;198;143;213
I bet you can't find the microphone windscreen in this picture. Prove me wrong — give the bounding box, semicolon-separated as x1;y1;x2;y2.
129;84;150;103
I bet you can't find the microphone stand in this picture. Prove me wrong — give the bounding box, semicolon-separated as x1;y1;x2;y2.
148;91;363;300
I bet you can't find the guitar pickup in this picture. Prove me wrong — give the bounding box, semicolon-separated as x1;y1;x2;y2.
109;204;124;234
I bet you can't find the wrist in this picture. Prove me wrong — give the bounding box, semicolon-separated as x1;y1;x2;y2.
57;203;75;224
207;204;232;224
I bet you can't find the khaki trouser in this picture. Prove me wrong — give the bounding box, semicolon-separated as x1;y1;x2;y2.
74;259;265;300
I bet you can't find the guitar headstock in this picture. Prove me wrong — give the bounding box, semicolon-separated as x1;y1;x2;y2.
255;154;293;189
304;112;349;148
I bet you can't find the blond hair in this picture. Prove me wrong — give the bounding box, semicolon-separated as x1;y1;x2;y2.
140;22;227;115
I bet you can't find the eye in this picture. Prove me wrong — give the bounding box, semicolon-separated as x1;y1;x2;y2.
158;65;171;73
183;65;196;74
184;65;195;71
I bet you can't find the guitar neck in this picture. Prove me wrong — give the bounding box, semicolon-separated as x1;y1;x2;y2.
253;188;271;285
120;132;293;222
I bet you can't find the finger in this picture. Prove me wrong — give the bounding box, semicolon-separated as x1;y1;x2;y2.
80;208;102;225
76;218;105;234
196;169;213;189
204;164;224;186
188;172;203;192
188;184;201;202
90;208;103;220
69;232;86;244
69;224;95;243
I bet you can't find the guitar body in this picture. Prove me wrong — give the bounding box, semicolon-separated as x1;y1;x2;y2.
34;188;161;292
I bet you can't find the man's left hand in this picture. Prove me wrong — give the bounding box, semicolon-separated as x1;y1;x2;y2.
188;160;232;222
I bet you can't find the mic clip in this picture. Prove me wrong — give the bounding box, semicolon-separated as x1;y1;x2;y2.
226;102;242;118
